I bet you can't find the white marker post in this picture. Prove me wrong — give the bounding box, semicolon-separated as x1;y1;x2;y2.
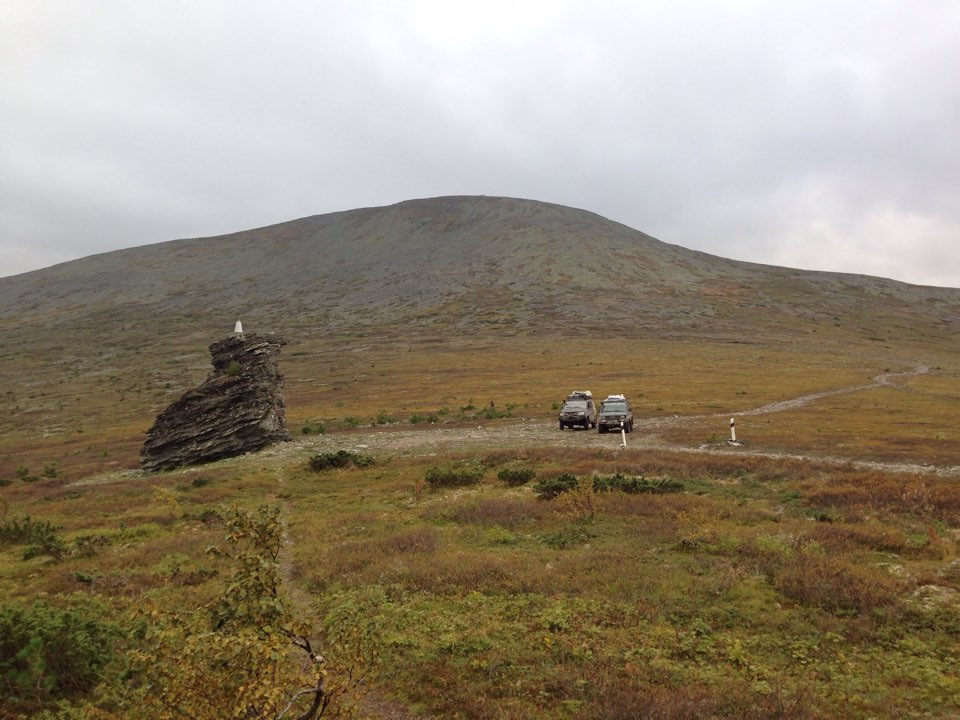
620;421;627;448
730;418;737;443
234;320;244;335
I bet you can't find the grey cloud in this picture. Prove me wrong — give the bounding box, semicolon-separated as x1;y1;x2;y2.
1;1;958;287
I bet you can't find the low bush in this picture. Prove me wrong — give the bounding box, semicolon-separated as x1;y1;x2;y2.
308;450;374;471
425;461;485;488
0;514;60;545
592;472;684;494
540;525;595;549
22;532;71;562
72;533;111;558
472;403;517;420
0;515;69;561
0;597;118;714
300;421;326;435
533;473;579;500
15;465;40;482
497;467;536;486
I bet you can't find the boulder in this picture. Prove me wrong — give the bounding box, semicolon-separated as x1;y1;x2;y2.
140;333;291;471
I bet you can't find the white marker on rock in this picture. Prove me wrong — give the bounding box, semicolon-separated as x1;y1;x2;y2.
234;320;244;335
730;417;737;443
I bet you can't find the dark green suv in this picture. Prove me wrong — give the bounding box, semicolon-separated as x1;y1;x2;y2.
597;394;633;433
558;390;597;430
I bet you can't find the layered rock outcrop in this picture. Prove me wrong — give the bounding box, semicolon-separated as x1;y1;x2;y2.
140;333;291;471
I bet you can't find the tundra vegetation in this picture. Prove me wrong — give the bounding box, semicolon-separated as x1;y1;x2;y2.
1;334;959;718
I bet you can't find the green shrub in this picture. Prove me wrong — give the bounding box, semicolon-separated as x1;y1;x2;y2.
22;531;70;562
300;421;326;435
308;450;374;471
0;598;118;713
425;461;485;488
541;525;595;549
497;467;537;486
592;473;684;494
0;516;104;562
72;534;110;559
2;515;69;560
473;403;517;421
225;360;241;377
15;465;39;482
533;473;579;500
0;515;60;545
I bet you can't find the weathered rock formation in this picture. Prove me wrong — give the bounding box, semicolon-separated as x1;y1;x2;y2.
140;333;291;471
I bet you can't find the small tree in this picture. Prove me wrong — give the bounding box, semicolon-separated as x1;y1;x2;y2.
136;505;344;719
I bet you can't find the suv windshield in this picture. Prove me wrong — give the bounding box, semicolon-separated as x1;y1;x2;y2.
601;402;627;413
562;401;587;411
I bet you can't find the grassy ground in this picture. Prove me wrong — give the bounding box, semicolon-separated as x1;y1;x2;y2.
2;332;959;718
9;330;956;481
2;442;958;718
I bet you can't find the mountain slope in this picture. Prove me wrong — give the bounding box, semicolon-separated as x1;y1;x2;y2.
2;195;959;352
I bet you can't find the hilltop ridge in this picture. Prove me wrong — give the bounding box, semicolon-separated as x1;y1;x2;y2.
2;196;958;346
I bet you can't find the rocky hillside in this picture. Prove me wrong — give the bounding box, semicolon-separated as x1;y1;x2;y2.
2;195;959;345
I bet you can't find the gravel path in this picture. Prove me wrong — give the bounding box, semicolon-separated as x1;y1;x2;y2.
292;365;959;478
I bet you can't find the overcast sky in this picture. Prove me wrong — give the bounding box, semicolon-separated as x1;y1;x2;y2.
2;1;959;287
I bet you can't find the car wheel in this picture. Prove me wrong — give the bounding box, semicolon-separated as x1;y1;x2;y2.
559;422;564;430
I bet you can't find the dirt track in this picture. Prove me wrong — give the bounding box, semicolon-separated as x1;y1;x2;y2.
288;365;959;478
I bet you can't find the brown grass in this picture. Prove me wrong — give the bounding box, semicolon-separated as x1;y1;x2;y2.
803;521;910;554
578;675;815;720
438;496;548;529
771;551;903;615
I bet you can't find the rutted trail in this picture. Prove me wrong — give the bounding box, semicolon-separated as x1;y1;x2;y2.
734;365;930;417
632;365;930;428
75;366;956;488
292;364;959;478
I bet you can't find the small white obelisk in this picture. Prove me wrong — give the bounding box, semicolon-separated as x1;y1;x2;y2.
730;418;737;443
234;320;244;336
620;421;628;449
